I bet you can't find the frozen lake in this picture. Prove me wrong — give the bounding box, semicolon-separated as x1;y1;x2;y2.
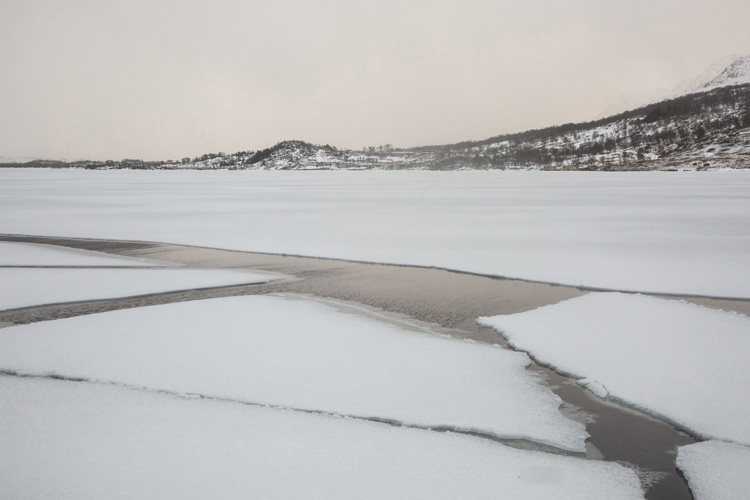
1;169;749;298
2;168;748;500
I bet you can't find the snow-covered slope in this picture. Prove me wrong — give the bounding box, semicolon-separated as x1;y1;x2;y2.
698;55;750;93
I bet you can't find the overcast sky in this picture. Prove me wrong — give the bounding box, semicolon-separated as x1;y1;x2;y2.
1;1;749;161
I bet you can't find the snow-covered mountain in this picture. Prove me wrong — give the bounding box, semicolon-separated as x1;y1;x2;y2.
670;55;740;97
698;55;750;92
597;55;750;119
4;57;749;172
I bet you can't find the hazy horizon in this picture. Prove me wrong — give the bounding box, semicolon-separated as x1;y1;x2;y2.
2;1;750;161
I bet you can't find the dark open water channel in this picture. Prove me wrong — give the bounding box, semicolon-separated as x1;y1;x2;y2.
4;234;749;500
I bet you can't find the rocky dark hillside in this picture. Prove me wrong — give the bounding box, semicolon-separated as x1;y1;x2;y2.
416;83;750;171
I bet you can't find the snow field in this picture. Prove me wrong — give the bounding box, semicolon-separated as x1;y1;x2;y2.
0;295;588;452
0;376;645;500
478;293;750;445
0;241;162;266
0;267;278;311
1;169;749;298
676;440;750;500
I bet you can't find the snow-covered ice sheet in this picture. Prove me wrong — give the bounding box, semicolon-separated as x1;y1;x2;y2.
0;295;587;452
676;440;750;500
0;241;161;266
478;293;750;445
1;169;749;298
0;268;276;311
0;376;645;500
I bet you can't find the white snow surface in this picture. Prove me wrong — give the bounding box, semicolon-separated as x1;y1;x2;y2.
0;241;161;267
0;268;275;311
478;293;750;445
0;376;645;500
0;295;587;451
1;169;749;298
677;440;750;500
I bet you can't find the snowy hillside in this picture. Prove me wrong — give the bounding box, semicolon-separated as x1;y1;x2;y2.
242;141;430;170
424;83;750;171
3;58;749;172
698;55;750;93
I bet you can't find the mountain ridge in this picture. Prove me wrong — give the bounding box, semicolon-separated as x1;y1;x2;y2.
699;55;750;93
4;57;749;172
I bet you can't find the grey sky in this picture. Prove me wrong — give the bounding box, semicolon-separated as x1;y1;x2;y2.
1;1;749;161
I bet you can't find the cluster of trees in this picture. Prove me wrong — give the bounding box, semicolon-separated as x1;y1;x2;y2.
245;140;339;166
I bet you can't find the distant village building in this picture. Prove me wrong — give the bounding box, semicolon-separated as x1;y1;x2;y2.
365;144;393;153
